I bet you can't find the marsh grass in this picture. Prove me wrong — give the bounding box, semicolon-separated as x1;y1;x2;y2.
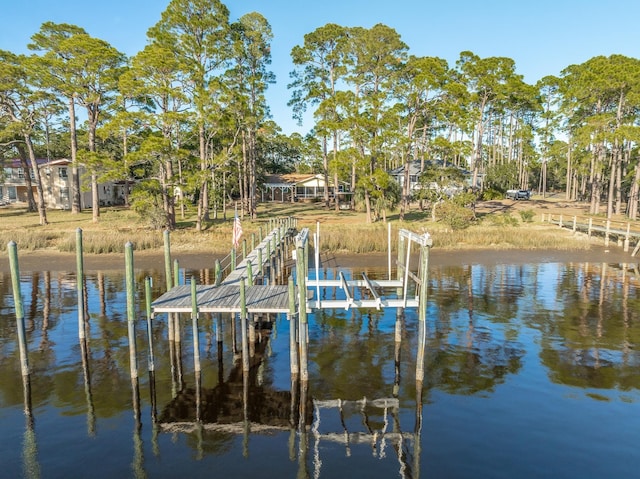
0;201;595;255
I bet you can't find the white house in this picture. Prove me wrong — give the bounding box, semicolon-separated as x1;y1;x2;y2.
261;173;349;203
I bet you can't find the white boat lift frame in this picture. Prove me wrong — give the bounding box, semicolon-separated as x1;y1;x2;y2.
301;223;432;313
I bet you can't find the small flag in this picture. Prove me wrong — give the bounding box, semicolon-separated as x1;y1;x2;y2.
232;213;243;249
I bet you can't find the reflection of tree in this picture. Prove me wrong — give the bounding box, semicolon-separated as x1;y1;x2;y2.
310;308;396;399
533;263;640;391
426;264;526;395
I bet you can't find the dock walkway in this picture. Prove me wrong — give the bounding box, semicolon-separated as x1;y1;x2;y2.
152;283;290;314
152;222;293;316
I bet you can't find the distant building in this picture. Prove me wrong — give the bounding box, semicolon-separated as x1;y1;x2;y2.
389;160;482;194
1;158;130;209
261;173;349;203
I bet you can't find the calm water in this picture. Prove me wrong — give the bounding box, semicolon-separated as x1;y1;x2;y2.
1;260;640;478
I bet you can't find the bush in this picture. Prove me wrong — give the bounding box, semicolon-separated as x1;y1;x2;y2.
519;209;535;223
435;200;475;230
480;188;504;200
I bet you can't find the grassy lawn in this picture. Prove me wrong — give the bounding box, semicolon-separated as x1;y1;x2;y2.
0;198;598;255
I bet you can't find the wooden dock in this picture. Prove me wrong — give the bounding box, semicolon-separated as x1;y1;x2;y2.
152;284;291;314
151;223;431;316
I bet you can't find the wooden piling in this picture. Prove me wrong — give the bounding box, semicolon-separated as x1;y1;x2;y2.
240;279;249;372
173;259;180;287
163;229;172;290
145;277;155;373
288;276;299;377
8;241;29;376
76;228;86;340
190;277;201;373
295;230;309;382
247;261;254;286
214;259;222;286
125;242;138;380
625;223;631;252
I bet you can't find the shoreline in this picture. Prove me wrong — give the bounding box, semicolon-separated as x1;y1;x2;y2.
0;244;636;273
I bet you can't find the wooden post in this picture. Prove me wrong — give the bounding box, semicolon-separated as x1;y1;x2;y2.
173;259;180;287
125;242;138;380
625;223;631;252
240;279;249;372
605;219;611;247
258;247;263;277
145;277;155;374
231;248;236;270
388;222;392;281
214;259;222;286
8;241;29;376
163;229;172;290
396;231;406;298
242;238;247;261
588;218;593;238
418;234;432;323
190;277;201;373
559;214;563;228
251;232;255;251
76;228;86;340
288;276;299;377
247;261;254;286
296;230;309;382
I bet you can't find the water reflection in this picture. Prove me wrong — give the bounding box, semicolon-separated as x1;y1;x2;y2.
1;260;640;478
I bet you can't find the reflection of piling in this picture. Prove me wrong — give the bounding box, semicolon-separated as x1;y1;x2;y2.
8;241;29;377
76;229;86;340
125;242;138;381
21;372;40;479
80;338;96;436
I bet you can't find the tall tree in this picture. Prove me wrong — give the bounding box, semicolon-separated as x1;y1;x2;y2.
28;22;87;213
147;0;232;231
119;42;189;229
227;12;275;219
0;50;49;224
290;23;349;209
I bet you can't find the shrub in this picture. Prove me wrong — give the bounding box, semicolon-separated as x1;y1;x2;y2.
519;209;535;223
480;188;504;200
435;200;475;230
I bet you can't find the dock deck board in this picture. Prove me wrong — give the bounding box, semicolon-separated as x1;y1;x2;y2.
152;284;291;314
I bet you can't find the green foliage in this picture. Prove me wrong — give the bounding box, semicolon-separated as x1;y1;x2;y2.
480;188;504;200
519;209;535;223
484;162;519;192
434;200;476;230
130;181;168;229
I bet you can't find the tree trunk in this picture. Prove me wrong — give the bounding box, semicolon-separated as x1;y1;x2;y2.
16;144;37;212
23;136;48;225
69;98;81;213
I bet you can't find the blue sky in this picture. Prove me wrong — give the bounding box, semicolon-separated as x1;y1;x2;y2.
2;0;639;135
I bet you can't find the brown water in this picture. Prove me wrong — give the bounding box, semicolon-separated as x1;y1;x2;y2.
1;261;640;478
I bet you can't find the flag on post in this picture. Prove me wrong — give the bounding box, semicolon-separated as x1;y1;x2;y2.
232;212;243;249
